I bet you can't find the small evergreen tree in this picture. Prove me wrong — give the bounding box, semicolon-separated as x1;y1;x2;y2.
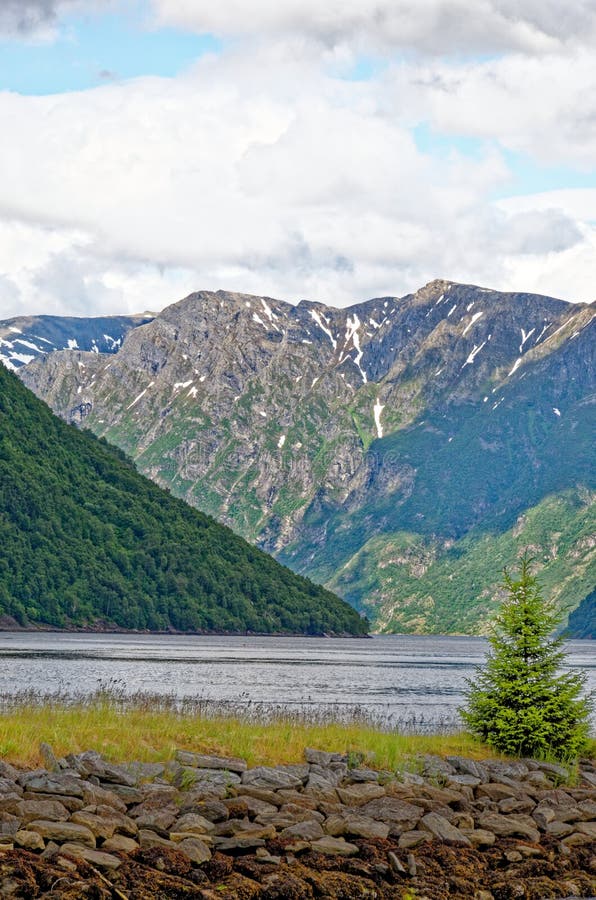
461;554;592;760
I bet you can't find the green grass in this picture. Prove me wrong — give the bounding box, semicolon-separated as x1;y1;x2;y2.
0;701;494;770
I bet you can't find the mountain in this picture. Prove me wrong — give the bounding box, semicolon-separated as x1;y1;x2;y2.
0;313;153;370
0;364;366;636
19;280;595;634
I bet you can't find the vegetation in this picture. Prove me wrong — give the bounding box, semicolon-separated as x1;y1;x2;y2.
0;693;490;770
0;365;367;635
462;556;593;760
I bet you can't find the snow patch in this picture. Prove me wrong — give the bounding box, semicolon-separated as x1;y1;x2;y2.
345;313;367;383
508;358;522;377
173;380;193;391
258;410;267;418
462;341;487;367
309;310;336;349
188;386;198;398
278;434;286;449
199;374;206;382
462;311;484;336
66;338;79;350
127;381;154;410
553;407;561;417
447;304;457;317
519;328;535;352
373;398;384;439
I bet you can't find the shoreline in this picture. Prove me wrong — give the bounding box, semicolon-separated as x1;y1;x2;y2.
0;742;594;899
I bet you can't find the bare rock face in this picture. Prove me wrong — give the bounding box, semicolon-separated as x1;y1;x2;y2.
18;281;596;633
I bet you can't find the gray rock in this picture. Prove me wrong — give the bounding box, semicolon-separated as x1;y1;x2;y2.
359;797;423;831
397;830;432;849
214;835;267;851
39;743;62;774
59;842;122;870
177;836;212;864
281;820;325;841
28;819;96;847
420;812;471;846
305;749;345;767
478;812;540;843
336;783;385;806
20;799;70;824
241;766;305;790
175;750;248;773
19;772;84;798
310;836;359;856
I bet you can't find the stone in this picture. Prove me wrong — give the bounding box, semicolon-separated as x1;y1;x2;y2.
60;842;122;870
336;782;385;806
461;828;495;847
398;830;433;849
477;782;522;802
422;755;456;779
39;743;62;773
177;837;212;864
484;760;529;781
498;797;534;815
174;767;240;789
447;774;481;788
14;829;45;851
388;851;406;874
70;810;120;840
28;819;96;847
241;766;307;790
359;797;423;831
138;829;178;850
345;768;379;784
241;796;278;818
20;798;70;824
562;832;594;847
281;820;324;841
19;772;84;798
310;836;359;856
575;821;596;839
477;813;540;843
214;836;266;851
181;799;229;822
236;785;282;807
81;781;128;812
305;749;345;767
340;814;390;841
420;812;471;846
102;834;140;853
445;757;488;782
105;784;143;804
175;750;248;773
174;813;216;834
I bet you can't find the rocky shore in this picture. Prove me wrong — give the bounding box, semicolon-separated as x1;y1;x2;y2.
0;745;594;899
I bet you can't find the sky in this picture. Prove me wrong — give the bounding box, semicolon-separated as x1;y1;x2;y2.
1;0;596;316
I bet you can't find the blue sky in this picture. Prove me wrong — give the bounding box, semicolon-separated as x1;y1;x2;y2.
0;0;595;314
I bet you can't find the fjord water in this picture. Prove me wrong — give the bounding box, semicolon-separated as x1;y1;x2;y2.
0;633;594;731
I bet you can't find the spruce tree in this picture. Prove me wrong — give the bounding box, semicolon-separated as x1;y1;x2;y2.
462;554;592;760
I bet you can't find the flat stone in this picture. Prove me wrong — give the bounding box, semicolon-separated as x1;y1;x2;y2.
305;749;345;767
445;757;488;782
20;799;70;824
478;813;540;843
174;767;241;789
174;813;216;834
175;750;247;773
70;810;119;840
241;796;278;818
60;843;122;870
562;832;594;847
235;785;282;807
67;752;138;787
341;814;390;841
447;774;481;788
485;760;529;781
106;784;143;804
575;821;596;839
346;768;380;784
477;782;522;802
22;791;84;812
177;837;212;864
214;836;266;851
310;836;359;857
102;834;140;853
461;828;495;847
336;783;385;806
420;812;471;846
422;755;456;778
138;830;179;850
14;829;45;851
398;830;432;849
241;766;307;790
28;819;96;848
19;773;84;798
281;820;324;841
359;797;423;831
81;782;128;812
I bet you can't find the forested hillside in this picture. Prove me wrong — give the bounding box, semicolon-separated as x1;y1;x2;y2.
0;365;367;635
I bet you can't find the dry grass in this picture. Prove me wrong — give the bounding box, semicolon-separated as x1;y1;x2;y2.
0;702;489;770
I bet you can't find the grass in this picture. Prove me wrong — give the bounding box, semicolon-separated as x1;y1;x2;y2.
0;689;493;771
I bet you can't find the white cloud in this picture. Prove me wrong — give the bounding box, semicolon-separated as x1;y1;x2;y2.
151;0;596;55
1;3;595;315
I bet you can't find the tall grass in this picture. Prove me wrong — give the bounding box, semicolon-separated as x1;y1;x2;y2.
0;685;486;769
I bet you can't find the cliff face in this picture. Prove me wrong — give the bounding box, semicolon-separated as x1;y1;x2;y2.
0;313;153;370
19;281;596;633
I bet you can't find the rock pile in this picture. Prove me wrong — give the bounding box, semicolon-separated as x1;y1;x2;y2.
0;746;594;898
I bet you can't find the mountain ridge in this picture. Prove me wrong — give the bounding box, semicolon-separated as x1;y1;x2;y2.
18;280;595;634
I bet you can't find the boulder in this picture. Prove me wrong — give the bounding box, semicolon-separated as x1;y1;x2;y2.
175;750;247;773
59;842;122;870
310;836;359;856
27;819;96;848
241;766;305;791
477;812;540;843
420;812;471;846
336;783;385;806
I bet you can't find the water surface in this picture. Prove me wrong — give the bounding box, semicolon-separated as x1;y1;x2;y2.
0;633;593;730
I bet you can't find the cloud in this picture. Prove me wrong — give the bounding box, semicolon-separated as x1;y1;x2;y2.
0;0;60;36
0;4;595;315
151;0;596;55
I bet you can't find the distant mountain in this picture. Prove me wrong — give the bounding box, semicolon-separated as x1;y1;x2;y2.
19;280;595;634
0;364;366;636
0;313;153;370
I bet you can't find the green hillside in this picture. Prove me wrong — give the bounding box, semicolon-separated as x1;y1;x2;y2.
0;366;367;635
